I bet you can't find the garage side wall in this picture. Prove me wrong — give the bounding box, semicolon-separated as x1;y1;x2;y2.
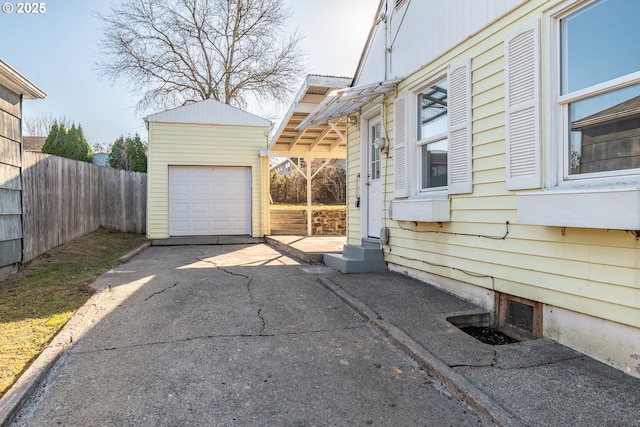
0;84;22;280
147;122;268;239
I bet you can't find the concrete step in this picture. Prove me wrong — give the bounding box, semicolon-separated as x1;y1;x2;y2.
153;236;265;246
362;237;382;249
342;244;385;262
264;236;324;264
270;219;307;225
271;225;307;230
271;217;306;222
270;229;307;235
270;210;307;233
270;210;306;217
324;242;387;273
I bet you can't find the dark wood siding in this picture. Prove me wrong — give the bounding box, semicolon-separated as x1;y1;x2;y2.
0;83;22;276
578;116;640;174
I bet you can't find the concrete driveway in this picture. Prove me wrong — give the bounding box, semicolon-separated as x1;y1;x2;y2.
9;244;488;426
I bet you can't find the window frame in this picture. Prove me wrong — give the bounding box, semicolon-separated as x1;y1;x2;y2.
390;61;470;223
517;0;640;230
548;0;640;188
412;73;449;197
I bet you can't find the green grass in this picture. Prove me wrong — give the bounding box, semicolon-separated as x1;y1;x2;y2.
0;228;148;397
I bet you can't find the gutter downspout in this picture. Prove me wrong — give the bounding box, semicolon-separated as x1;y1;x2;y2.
384;1;389;81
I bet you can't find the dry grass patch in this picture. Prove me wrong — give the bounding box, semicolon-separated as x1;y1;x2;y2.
0;228;148;397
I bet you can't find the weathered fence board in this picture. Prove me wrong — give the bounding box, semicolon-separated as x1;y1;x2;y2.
21;152;147;262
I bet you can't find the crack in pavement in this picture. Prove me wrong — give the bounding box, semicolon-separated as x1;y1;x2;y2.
196;257;265;335
449;353;585;370
494;354;585;370
448;362;495;369
246;278;266;335
143;282;179;301
71;325;369;354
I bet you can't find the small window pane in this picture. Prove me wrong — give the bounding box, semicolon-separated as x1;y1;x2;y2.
418;80;448;140
421;139;448;189
370;123;381;180
569;83;640;174
561;0;640;95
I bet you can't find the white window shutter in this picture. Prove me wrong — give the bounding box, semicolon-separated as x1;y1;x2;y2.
448;59;472;195
394;96;409;198
505;21;540;190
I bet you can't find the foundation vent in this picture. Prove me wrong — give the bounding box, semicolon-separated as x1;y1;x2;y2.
498;294;541;341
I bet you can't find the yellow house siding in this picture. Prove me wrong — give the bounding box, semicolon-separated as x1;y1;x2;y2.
147;121;268;239
346;124;362;246
381;97;396;236
354;0;640;336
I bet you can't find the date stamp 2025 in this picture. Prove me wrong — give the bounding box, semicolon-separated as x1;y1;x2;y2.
2;2;46;14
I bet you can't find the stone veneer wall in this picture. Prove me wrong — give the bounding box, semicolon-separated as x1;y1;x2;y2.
311;208;346;236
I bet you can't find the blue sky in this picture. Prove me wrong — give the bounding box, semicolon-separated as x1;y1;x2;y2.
1;0;377;145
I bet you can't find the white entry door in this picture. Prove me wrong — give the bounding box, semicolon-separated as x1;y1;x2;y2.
366;117;383;238
169;166;251;236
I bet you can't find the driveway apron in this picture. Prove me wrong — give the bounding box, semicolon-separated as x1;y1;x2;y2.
10;244;488;426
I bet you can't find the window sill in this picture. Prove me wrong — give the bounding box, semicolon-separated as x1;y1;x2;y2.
389;198;450;222
516;186;640;230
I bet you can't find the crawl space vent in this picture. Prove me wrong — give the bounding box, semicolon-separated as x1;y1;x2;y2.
497;294;541;341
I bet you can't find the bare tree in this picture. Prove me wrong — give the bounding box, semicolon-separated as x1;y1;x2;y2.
22;113;71;137
92;142;112;154
97;0;306;113
270;159;346;205
314;160;346;204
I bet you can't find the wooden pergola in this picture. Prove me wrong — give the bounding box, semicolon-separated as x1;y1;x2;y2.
268;75;352;236
269;75;401;236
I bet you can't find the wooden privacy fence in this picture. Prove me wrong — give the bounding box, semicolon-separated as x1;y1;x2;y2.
21;152;147;262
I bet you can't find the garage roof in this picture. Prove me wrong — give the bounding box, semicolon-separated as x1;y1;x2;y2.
145;98;272;128
268;75;352;159
0;59;46;99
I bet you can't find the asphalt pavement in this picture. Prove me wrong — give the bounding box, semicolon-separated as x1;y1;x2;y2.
3;242;640;426
3;244;489;426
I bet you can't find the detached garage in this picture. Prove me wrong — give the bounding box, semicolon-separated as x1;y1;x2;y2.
145;99;272;240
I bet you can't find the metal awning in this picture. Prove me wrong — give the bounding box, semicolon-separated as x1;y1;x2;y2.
296;78;401;130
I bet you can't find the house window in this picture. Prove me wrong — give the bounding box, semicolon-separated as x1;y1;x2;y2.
417;78;448;190
559;0;640;179
390;62;469;222
515;1;640;230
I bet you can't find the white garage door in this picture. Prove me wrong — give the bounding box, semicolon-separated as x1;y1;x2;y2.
169;166;251;236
